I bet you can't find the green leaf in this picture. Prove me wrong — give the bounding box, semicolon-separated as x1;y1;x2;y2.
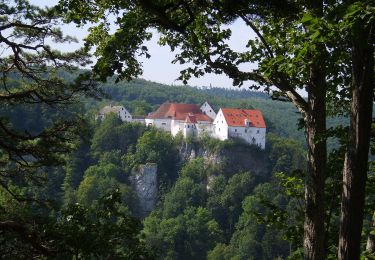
301;13;313;23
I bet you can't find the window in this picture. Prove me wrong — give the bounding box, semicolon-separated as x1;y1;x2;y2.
210;110;212;112
162;123;166;125
257;130;260;134
245;129;247;133
188;125;190;128
234;129;237;132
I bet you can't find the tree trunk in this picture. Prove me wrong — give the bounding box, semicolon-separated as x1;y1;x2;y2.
338;22;374;260
366;212;375;259
303;65;327;260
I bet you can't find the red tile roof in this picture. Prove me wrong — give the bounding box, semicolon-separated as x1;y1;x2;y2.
185;114;197;123
147;103;212;122
221;108;266;128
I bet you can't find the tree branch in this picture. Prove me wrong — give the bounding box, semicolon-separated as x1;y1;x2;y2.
239;14;274;59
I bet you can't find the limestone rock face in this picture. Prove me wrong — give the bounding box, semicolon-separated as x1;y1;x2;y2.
178;142;269;177
131;163;157;218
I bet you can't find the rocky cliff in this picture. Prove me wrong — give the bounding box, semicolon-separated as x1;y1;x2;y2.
178;141;270;178
130;163;158;218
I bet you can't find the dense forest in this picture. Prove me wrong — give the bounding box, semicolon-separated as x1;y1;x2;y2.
2;76;373;259
1;0;374;259
2;79;309;258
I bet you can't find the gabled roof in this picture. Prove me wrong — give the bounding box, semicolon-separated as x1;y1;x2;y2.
220;108;266;128
146;103;212;122
201;101;213;108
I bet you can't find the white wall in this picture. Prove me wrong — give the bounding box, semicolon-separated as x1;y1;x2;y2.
213;109;228;140
145;118;154;126
228;126;266;149
171;119;184;136
183;122;197;137
200;102;216;120
118;106;133;122
196;121;215;137
145;118;171;132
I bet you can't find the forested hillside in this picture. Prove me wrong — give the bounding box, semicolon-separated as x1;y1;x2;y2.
1;71;358;259
1;72;311;258
91;78;306;142
2;0;374;259
62;112;308;259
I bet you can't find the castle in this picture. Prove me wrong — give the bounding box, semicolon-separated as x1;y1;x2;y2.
97;102;266;149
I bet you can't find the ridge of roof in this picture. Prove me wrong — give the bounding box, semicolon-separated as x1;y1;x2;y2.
220;108;266;128
146;102;212;122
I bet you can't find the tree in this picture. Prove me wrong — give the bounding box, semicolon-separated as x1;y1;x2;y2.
91;114;148;158
76;161;136;212
60;0;374;258
338;4;374;258
0;0;101;255
143;206;223;260
49;190;152;259
0;0;99;197
134;129;180;188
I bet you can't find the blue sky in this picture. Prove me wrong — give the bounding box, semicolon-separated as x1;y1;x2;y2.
30;0;257;89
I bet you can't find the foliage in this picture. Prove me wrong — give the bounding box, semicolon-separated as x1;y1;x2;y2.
91;114;147;157
143;206;223;260
50;189;152;259
0;0;99;183
77;163;136;211
133;129;180;188
0;187;153;259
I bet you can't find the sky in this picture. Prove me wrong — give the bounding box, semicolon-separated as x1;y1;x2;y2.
29;0;257;89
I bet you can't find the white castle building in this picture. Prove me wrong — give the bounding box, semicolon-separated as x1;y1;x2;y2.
96;104;133;122
97;102;266;149
213;108;266;149
145;103;215;137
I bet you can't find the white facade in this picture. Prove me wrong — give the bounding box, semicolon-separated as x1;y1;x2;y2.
213;110;229;140
227;126;266;149
97;105;133;122
170;120;183;136
118;106;133;122
200;102;216;120
213;108;266;149
183;121;197;137
97;102;266;150
196;121;215;136
145;118;171;132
